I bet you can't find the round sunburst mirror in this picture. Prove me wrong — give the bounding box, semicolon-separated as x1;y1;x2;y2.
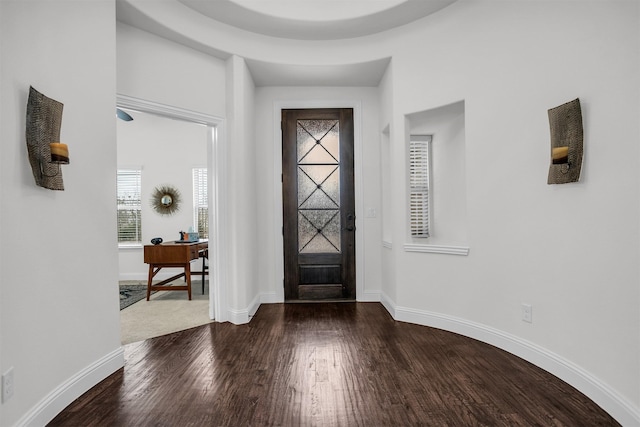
151;185;181;215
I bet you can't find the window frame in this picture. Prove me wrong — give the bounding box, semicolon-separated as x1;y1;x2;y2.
117;168;142;247
408;135;432;239
193;167;209;239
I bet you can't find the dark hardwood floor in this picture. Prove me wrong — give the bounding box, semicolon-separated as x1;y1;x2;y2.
49;303;619;426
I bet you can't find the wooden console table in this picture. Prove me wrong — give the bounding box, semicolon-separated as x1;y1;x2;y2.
143;240;208;301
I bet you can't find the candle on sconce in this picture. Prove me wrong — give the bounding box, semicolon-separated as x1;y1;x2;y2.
49;142;69;164
551;146;569;165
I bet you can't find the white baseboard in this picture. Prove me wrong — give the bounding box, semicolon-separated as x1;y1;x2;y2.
248;293;261;319
260;292;281;304
228;293;277;325
380;291;396;319
227;307;250;325
357;291;381;302
16;347;124;427
380;297;639;426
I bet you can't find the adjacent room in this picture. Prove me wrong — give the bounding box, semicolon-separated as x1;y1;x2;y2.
116;108;213;344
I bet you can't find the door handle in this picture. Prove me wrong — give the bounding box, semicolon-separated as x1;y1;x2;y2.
346;212;355;231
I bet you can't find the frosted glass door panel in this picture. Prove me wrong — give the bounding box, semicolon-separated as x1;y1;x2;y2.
296;120;341;254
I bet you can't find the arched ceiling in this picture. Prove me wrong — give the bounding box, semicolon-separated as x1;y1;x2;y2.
116;0;458;86
151;0;457;41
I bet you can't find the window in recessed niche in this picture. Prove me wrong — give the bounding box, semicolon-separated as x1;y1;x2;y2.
405;100;467;247
409;134;432;238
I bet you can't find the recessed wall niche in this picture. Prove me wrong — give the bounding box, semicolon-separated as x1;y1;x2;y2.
380;124;392;245
406;100;467;247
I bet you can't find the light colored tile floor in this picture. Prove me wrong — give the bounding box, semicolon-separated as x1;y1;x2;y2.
120;280;213;345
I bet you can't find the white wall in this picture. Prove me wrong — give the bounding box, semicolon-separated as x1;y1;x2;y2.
117;109;208;280
378;63;397;306
386;1;639;422
224;55;258;320
0;2;122;426
117;22;226;118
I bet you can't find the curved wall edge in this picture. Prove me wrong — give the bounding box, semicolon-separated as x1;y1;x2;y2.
117;0;397;67
380;292;640;427
15;348;124;427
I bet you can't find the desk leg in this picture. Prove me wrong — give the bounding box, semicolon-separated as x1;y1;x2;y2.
202;256;206;295
185;262;192;300
146;264;155;301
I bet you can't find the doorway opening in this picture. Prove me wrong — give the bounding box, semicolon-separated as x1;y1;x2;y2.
116;95;225;341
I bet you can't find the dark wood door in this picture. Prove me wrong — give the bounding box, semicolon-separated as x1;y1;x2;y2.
282;108;356;301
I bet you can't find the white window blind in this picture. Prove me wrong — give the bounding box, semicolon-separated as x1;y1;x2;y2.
117;169;142;244
409;135;432;238
193;168;208;239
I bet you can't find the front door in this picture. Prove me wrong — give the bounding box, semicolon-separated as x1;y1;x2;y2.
282;108;356;301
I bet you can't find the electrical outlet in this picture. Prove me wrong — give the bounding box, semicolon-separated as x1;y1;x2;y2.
2;367;14;403
522;304;533;323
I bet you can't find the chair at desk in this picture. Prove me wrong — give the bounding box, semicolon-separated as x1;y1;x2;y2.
199;249;208;294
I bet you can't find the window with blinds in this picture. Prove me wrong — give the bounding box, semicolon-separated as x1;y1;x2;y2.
193;168;208;239
117;169;142;245
409;135;432;238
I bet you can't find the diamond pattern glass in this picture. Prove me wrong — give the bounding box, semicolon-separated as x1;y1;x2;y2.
297;120;341;253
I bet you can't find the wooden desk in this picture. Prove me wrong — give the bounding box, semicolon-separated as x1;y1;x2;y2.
143;240;208;301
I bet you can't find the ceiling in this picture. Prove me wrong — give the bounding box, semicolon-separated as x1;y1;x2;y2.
116;0;458;86
175;0;458;40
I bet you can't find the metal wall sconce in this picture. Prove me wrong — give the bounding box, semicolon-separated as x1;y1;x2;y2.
25;86;69;190
547;98;583;184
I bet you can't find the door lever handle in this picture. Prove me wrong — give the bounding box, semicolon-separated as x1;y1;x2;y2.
346;226;354;231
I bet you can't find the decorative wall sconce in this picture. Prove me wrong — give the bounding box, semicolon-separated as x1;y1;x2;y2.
547;98;583;184
25;86;70;190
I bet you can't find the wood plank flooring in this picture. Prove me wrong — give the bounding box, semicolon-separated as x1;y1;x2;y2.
49;303;619;426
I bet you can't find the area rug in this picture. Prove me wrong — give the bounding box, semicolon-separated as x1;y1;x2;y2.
120;280;210;344
120;283;149;310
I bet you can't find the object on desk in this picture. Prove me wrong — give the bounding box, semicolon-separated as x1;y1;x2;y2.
178;230;199;242
151;237;163;245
